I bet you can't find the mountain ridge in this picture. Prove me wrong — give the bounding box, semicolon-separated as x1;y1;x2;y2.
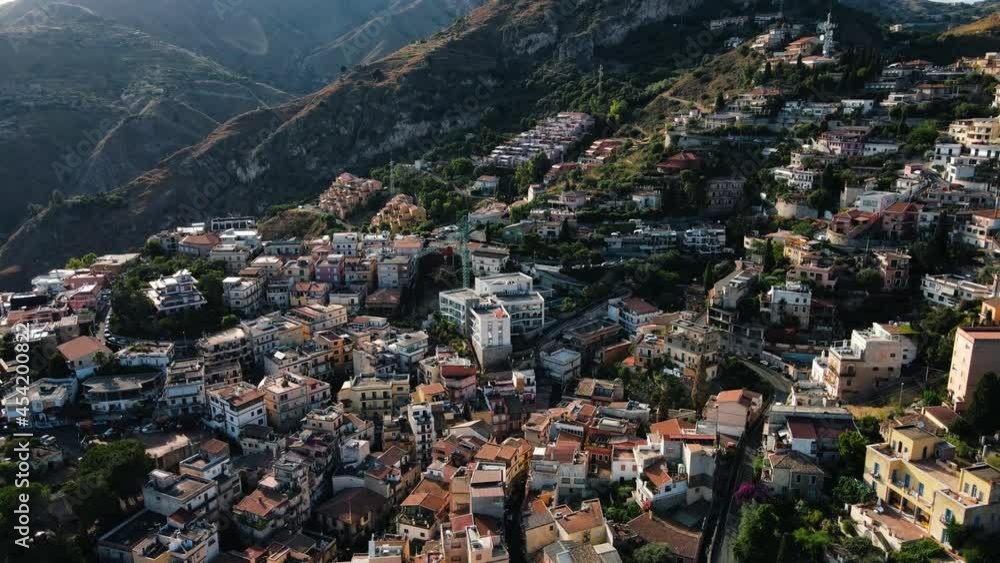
0;0;706;288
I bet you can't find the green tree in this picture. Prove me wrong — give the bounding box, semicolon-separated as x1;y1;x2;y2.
890;538;945;563
839;430;870;476
0;483;49;547
762;239;776;273
715;92;726;111
66;252;98;269
443;157;475;179
793;527;831;562
514;153;550;189
691;361;711;411
733;502;780;563
833;476;875;505
965;372;1000;435
631;543;675;563
78;439;153;500
221;314;240;329
703;262;716;295
855;268;883;292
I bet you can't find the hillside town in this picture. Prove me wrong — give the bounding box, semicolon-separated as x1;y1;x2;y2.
8;5;1000;563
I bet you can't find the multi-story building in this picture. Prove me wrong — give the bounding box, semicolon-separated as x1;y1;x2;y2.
663;319;722;379
607;297;662;334
371;194;427;231
921;274;998;308
266;276;295;310
242;313;306;362
705;177;746;215
82;373;162;413
811;325;908;401
875;250;912;292
947;327;1000;411
161;359;207;417
258;371;332;430
956;209;1000;252
233;452;313;544
208;244;252;274
529;442;589;504
115;342;175;372
179;439;242;511
470;246;510;276
860;423;1000;550
406;402;436;466
470;300;512;372
142;469;219;519
338;372;411;418
319;174;385;220
97;511;219;563
377;255;415;289
540;348;582;382
146;269;207;315
197;327;254;368
207;382;267;440
222;276;263;317
761;281;812;328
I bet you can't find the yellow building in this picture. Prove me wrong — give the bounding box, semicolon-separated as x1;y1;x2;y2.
863;424;1000;546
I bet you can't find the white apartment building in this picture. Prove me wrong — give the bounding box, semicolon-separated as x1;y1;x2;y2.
471;246;510;276
475;273;545;334
223;276;263;317
115;342;175;372
921;274;998;308
199;327;254;367
608;297;662;334
773;166;817;191
540;348;582;382
142;469;219;519
683;227;727;255
389;331;430;373
331;232;360;256
470;300;513;372
406;402;436;466
241;313;306;362
220;228;261;252
162;360;207;417
438;288;481;332
762;282;812;328
207;382;267;439
146;269;207;315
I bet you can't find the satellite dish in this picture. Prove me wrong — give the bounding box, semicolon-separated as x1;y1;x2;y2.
916;421;925;429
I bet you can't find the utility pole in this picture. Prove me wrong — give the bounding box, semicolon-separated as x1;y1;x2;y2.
899;381;905;408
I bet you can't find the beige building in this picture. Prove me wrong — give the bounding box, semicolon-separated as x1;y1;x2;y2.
860;423;1000;550
811;324;907;401
947;327;1000;411
338;372;411;418
258;372;332;431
